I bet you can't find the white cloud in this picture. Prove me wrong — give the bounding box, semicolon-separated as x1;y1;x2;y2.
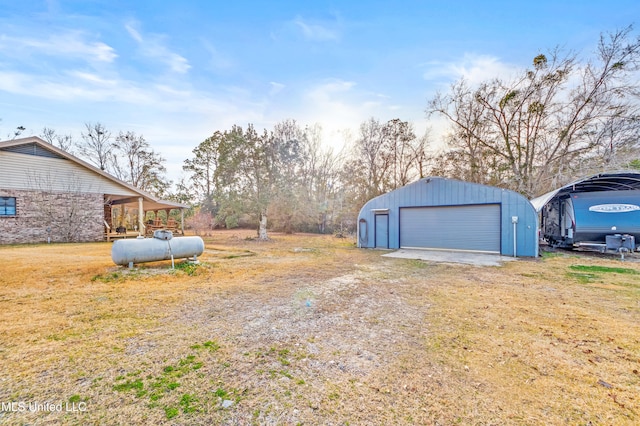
292;16;340;41
307;80;356;100
154;84;192;98
0;71;29;94
124;21;191;74
0;69;155;104
423;53;519;86
0;32;117;63
69;71;118;86
269;81;285;95
125;23;144;43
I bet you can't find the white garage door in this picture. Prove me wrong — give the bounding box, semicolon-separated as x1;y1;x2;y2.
400;204;501;252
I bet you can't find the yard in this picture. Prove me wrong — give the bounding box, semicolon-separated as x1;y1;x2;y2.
0;231;639;425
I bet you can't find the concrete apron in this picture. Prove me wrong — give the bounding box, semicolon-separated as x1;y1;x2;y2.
382;248;518;267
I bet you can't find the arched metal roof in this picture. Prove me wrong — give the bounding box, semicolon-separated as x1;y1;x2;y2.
531;171;640;212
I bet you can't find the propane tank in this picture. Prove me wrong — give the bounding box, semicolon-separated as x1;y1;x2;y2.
111;233;204;266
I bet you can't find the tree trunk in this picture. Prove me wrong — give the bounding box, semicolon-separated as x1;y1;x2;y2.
258;211;269;240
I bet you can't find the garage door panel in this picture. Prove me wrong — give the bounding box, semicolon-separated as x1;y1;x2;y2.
400;204;500;252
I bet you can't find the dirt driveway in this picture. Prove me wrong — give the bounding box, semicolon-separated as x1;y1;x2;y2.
0;231;639;425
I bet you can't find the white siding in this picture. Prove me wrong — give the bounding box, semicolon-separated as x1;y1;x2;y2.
0;151;137;196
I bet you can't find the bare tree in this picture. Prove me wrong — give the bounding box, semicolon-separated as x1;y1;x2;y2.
185;208;216;236
428;27;640;197
343;117;427;207
412;130;431;180
41;127;74;152
356;118;388;199
1;120;26;140
267;121;348;234
333;117;430;230
298;123;344;233
77;122;113;171
111;131;169;196
381;118;420;188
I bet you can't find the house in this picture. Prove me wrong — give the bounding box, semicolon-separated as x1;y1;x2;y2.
0;136;187;244
357;177;539;257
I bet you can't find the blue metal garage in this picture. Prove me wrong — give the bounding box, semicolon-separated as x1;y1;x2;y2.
357;177;539;257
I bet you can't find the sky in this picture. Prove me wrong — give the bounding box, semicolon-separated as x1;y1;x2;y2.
0;0;638;186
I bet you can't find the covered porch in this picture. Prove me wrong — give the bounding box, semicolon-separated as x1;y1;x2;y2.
104;194;188;241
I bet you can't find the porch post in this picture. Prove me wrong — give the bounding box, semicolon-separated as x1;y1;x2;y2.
181;209;185;235
138;197;144;236
119;205;125;228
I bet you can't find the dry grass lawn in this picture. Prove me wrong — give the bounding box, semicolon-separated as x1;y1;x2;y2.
0;231;639;425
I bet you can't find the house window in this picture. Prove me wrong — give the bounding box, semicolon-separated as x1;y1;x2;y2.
0;197;16;216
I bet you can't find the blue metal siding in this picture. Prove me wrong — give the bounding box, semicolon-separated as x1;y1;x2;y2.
400;204;501;252
374;214;389;248
357;177;538;257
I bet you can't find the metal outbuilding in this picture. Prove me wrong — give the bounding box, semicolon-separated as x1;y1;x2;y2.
357;177;539;257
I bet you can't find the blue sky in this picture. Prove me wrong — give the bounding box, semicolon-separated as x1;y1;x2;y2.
0;0;638;184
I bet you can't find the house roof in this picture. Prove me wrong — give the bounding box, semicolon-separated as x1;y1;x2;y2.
530;171;640;212
0;136;188;211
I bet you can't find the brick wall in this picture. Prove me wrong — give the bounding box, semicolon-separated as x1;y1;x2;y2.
0;189;105;244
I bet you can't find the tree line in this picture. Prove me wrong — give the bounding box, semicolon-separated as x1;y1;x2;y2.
178;118;428;239
13;115;428;239
6;27;640;238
